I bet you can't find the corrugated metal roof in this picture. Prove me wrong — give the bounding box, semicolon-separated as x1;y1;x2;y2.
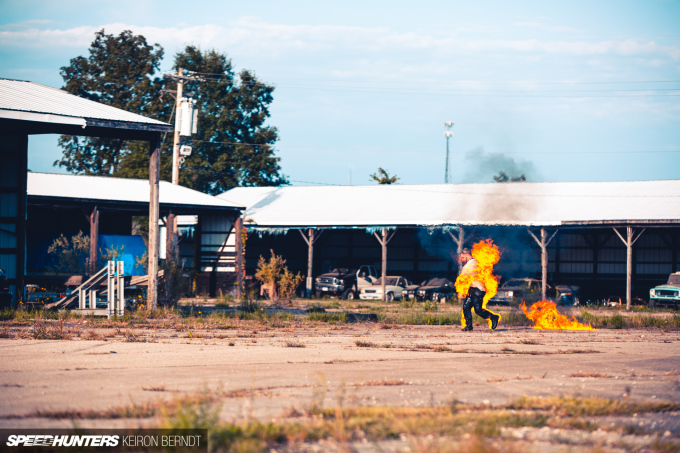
220;180;680;227
28;173;243;211
0;78;169;128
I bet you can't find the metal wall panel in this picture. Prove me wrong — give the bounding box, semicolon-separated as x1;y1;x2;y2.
0;134;27;304
199;215;235;272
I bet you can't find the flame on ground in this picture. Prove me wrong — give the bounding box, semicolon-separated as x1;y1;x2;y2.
455;239;501;329
520;301;595;330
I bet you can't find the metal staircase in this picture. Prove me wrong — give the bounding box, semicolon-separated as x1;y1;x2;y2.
46;261;126;318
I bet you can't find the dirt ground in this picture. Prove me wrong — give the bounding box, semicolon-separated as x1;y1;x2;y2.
1;319;679;434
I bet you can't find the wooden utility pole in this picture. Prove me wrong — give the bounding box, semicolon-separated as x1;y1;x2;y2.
148;137;161;309
89;206;99;276
374;228;396;301
300;229;323;297
234;216;243;300
166;67;184;263
171;67;183;186
528;228;558;300
448;227;465;274
613;226;645;311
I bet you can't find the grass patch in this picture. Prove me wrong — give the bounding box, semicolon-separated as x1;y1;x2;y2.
160;395;680;450
305;312;346;323
508;395;680;416
13;388;680;452
581;311;680;330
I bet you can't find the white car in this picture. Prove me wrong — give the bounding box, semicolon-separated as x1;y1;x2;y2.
360;276;411;302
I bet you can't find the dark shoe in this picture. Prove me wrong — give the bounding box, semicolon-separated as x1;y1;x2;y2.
490;314;500;331
462;325;473;332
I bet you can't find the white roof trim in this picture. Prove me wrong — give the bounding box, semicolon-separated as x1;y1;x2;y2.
0;109;87;127
0;78;169;127
28;173;243;211
220;180;680;228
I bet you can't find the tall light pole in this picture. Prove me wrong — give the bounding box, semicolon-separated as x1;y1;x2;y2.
444;121;454;184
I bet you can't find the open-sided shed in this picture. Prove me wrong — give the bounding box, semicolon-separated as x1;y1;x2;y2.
26;172;244;296
0;78;172;306
221;181;680;307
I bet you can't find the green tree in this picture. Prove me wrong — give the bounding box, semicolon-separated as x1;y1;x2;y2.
370;167;400;184
493;171;526;183
56;30;287;194
167;46;287;194
56;29;167;175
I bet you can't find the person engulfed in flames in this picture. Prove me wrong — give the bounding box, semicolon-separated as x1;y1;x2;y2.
456;240;501;332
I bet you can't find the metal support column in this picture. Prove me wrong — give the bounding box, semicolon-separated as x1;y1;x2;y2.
373;228;396;302
448;227;466;274
613;226;645;311
89;288;97;309
117;260;125;316
528;228;558;300
300;229;323;298
107;260;115;318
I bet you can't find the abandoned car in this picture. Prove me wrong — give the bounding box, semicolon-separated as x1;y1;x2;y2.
314;265;378;299
360;276;412;301
402;277;456;302
649;272;680;308
490;278;555;305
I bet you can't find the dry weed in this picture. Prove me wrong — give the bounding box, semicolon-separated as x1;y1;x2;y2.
569;372;612;378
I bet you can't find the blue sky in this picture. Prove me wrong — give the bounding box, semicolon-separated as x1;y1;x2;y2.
1;0;679;186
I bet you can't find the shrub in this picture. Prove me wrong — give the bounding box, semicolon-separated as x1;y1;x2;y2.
47;231;90;274
158;260;192;307
255;250;303;303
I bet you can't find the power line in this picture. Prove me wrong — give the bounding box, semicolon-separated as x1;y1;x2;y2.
184;79;680;97
278;85;680;97
167;71;680;85
165;71;680;96
188;139;680;155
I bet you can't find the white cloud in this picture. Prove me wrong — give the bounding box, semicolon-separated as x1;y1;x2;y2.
514;22;584;34
1;18;678;62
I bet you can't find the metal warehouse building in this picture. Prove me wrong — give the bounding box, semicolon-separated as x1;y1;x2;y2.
26;172;243;296
220;181;680;305
0;78;173;306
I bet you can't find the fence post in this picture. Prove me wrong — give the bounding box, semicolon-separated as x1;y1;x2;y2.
117;260;125;316
107;261;113;318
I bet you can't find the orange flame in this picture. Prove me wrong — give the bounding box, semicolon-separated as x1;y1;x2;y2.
455;239;501;307
455;239;501;328
520;301;595;330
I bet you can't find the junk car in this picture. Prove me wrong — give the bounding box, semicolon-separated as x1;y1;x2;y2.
649;272;680;308
314;265;378;299
604;295;646;307
360;276;411;301
402;277;456;302
490;278;555;305
556;285;580;306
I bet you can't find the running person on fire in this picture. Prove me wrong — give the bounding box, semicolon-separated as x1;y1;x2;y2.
455;240;501;332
